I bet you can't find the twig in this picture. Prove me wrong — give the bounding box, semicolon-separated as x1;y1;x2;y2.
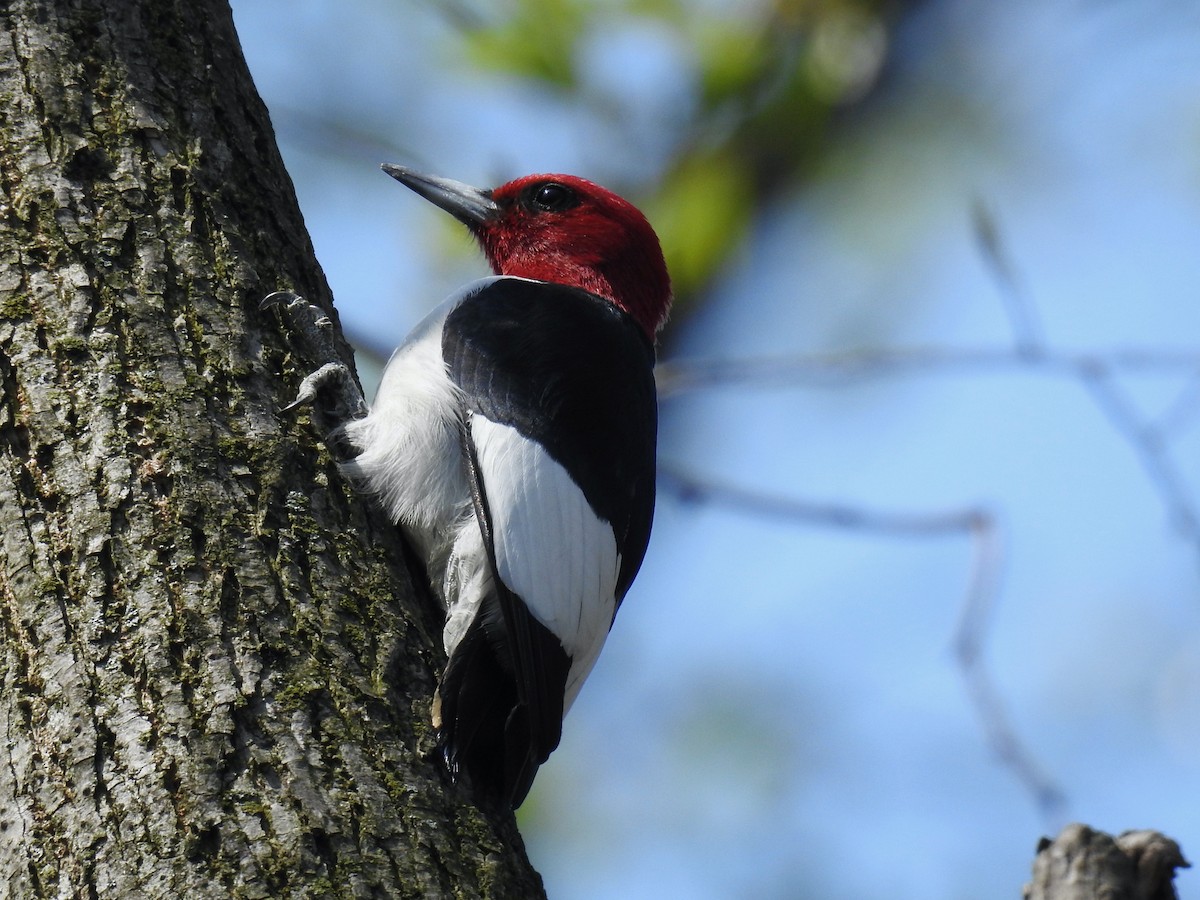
654;346;1200;397
972;198;1045;357
1078;365;1200;542
660;465;981;535
952;512;1067;823
658;464;1068;822
1152;369;1200;440
967;203;1198;821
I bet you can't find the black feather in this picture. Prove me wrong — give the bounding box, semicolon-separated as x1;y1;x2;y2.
436;278;658;808
443;278;658;602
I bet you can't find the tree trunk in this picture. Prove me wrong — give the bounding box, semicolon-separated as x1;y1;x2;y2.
1024;824;1189;900
0;0;544;896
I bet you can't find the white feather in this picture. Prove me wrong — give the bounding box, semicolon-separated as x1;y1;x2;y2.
339;282;492;603
470;416;620;709
340;297;465;543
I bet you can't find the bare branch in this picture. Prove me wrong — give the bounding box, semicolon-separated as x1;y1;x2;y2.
655;346;1200;397
967;199;1200;553
972;198;1045;357
657;465;1067;819
1152;369;1200;440
952;513;1068;823
1078;366;1200;542
659;465;982;535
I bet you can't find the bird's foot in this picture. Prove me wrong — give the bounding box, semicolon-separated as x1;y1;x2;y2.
280;361;359;414
262;291;367;444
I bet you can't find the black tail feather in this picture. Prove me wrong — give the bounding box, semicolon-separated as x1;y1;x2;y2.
437;597;570;809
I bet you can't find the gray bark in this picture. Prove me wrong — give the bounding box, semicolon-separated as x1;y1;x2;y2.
1024;824;1189;900
0;0;544;896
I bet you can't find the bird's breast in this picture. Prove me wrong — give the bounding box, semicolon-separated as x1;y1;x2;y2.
339;301;471;555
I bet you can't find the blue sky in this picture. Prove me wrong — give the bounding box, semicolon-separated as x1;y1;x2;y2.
232;1;1200;896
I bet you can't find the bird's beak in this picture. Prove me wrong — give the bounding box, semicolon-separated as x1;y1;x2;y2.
382;164;500;227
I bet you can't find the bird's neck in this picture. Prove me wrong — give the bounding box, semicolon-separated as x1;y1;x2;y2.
492;251;669;342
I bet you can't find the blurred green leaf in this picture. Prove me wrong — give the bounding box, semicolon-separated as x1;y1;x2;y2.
462;0;591;86
647;152;754;301
695;23;769;107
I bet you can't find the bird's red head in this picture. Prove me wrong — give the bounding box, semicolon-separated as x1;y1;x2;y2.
383;166;672;341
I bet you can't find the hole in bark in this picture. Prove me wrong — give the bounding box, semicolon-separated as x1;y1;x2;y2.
191;525;206;556
170;166;188;212
307;827;337;877
63;147;115;184
161;760;180;794
94;720;115;808
219;568;240;622
187;824;221;862
260;764;281;790
27;860;42;893
34;443;53;469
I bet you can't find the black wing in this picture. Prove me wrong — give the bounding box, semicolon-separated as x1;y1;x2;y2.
435;277;658;808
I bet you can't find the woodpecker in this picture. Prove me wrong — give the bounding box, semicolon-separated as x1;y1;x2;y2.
324;166;671;809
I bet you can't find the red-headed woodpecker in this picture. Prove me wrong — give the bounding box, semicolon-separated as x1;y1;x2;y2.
338;166;671;809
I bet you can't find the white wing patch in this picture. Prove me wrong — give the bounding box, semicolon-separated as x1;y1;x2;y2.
470;415;620;709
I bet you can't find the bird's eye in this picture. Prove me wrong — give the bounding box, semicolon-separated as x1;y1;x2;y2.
528;182;578;213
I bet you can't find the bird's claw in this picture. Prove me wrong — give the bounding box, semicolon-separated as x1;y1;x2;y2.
259;290;301;311
279;361;357;415
261;291;336;340
261;291;336;334
263;290;367;445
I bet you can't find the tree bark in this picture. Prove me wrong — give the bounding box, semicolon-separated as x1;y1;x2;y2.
1024;824;1189;900
0;0;544;896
